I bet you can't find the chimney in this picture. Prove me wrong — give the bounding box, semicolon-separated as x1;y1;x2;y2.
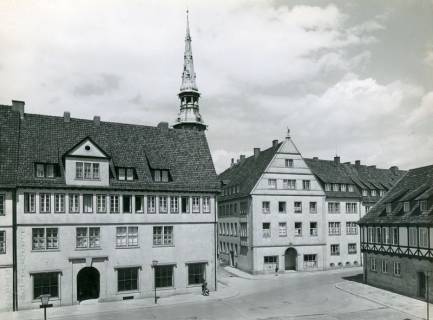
11;100;25;119
63;111;71;123
334;156;340;164
240;154;246;162
157;122;169;132
93;115;100;126
254;148;260;158
231;158;235;167
272;139;278;147
313;157;318;160
355;160;361;166
390;166;399;174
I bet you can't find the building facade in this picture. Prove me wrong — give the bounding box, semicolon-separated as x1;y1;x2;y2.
218;131;404;274
0;13;219;312
359;165;433;302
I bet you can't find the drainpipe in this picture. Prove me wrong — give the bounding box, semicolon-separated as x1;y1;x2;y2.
12;189;18;311
214;194;217;291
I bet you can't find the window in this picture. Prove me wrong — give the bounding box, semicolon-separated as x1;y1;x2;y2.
295;222;302;236
83;194;93;213
391;227;399;245
294;202;302;213
36;163;45;178
118;168;125;180
330;244;340;256
155;265;173;288
345;203;357;214
96;195;107;213
107;195;118;213
123;195;132;213
161;170;169;182
153;226;173;246
262;223;271;238
325;184;331;191
54;194;65;213
285;159;293;168
147;195;156;213
240;246;248;255
118;267;139;292
309;202;317;214
328;222;341;236
203;197;210;213
0;231;5;254
283;179;296;190
192;197;200;213
116;226;139;248
362;189;368;197
262;201;270;214
264;256;278;264
371;190;377;197
33;273;59;299
76;227;100;249
302;180;310;190
279;222;287;237
408;227;417;247
268;179;277;189
39;194;51;213
303;254;317;269
403;202;410;212
348;243;357;254
310;222;317;236
76;162;99;180
348;185;354;192
188;263;206;285
379;190;385;197
170;196;179;213
69;194;80;213
24;193;36;213
126;168;134;181
181;197;189;213
341;184;346;192
370;257;377;271
135;195;144;213
393;261;401;276
346;222;358;235
328;202;340;214
365;205;371;213
386;203;392;214
32;228;58;250
274;202;285;214
332;184;339;192
420;200;428;212
376;227;382;243
419;227;429;248
381;260;388;273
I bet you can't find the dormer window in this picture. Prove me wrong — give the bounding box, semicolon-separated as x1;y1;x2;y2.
420;200;427;212
371;190;377;197
75;162;99;180
35;163;58;178
117;167;135;181
341;184;346;192
379;190;385;197
325;184;331;191
332;184;339;192
403;201;410;212
386;203;392;214
362;189;368;197
348;185;354;192
152;169;170;182
285;159;293;168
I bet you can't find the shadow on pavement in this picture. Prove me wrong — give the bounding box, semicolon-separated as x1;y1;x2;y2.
342;273;364;283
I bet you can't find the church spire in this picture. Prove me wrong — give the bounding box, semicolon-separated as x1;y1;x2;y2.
173;10;206;131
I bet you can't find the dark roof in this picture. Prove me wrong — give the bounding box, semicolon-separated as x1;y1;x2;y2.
358;165;433;225
304;158;405;199
218;143;281;200
0;105;219;192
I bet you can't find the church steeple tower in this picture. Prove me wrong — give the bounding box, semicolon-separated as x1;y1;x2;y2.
173;10;206;131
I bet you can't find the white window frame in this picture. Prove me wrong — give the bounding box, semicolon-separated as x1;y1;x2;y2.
83;194;93;213
24;193;36;213
110;195;120;214
153;226;174;246
278;222;287;237
268;179;277;189
54;194;65;213
39;193;51;213
191;197;200;213
330;244;340;256
96;194;107;213
147;196;156;213
69;194;80;213
170;196;179;213
202;197;210;213
0;231;5;254
262;201;270;214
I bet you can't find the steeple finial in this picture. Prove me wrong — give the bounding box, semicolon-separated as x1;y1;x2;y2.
180;9;198;92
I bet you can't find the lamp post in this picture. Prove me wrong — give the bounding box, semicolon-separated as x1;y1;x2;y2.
427;271;432;320
152;260;158;304
39;294;52;320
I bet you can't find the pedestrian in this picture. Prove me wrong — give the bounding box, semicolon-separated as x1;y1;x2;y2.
275;265;279;276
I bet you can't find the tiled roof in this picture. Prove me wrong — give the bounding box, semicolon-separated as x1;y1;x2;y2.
358;164;433;225
304;158;405;199
0;105;219;192
218;144;281;200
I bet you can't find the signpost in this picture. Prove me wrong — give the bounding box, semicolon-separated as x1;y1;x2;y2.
152;260;159;304
39;294;53;320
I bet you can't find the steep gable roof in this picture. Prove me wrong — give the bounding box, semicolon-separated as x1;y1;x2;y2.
358;164;433;225
0;106;20;188
218;143;280;199
0;105;219;192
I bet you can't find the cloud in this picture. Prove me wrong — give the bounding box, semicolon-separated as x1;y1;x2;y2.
73;73;121;96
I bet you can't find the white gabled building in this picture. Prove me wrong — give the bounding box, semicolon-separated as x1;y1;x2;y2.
218;131;327;274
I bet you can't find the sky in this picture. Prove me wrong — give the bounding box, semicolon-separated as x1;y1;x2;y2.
0;0;432;173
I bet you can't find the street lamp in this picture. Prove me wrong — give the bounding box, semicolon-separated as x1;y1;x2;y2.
152;260;158;304
427;271;432;320
39;294;52;320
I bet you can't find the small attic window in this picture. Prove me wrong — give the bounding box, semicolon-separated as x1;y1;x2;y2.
379;190;385;197
420;200;428;211
371;190;377;197
325;184;331;191
386;203;392;214
348;185;354;192
35;163;59;178
117;167;135;181
403;201;410;213
153;169;170;182
362;189;368;197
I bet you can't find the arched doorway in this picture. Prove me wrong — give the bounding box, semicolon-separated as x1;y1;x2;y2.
284;248;297;270
77;267;100;302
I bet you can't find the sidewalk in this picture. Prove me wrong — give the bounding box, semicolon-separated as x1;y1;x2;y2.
224;265;363;280
1;282;238;320
336;280;432;319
